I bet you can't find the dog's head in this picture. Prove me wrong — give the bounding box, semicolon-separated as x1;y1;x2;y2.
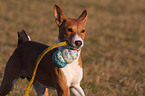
54;4;87;50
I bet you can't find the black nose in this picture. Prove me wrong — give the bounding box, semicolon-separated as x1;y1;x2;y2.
75;40;82;47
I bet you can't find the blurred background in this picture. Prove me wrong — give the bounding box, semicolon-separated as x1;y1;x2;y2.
0;0;145;95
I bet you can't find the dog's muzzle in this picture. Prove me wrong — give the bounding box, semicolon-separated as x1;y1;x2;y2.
66;40;83;50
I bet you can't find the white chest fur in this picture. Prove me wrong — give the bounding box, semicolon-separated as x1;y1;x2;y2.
61;51;83;87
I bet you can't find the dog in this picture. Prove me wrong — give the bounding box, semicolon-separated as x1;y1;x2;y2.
0;4;87;96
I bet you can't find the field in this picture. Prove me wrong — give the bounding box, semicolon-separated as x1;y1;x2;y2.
0;0;145;95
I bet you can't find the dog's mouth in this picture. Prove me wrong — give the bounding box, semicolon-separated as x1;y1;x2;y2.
64;40;83;50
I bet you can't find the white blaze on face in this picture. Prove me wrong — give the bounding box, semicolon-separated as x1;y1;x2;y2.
72;34;84;49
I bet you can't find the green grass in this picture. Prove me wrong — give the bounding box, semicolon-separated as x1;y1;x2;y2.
0;0;145;95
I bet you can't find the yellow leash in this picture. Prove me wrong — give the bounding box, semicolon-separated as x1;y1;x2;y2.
25;41;67;96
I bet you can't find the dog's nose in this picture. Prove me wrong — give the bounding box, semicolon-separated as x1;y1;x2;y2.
75;40;82;47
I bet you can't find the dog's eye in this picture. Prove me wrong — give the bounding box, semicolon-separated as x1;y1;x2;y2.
67;28;73;32
81;29;85;33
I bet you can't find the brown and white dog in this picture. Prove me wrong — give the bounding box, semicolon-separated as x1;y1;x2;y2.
0;4;87;96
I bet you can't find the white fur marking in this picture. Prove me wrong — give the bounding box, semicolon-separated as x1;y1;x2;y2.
27;35;31;41
70;85;85;96
73;34;84;49
61;51;83;87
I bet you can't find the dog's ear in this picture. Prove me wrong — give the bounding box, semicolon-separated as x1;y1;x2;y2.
78;10;88;25
54;4;67;26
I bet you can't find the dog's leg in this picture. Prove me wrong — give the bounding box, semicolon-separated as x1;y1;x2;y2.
70;85;85;96
33;81;47;96
56;84;70;96
0;55;21;96
43;88;49;96
0;78;17;96
0;70;19;96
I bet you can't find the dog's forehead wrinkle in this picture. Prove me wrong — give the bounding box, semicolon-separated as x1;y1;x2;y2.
77;20;83;34
66;20;84;32
65;21;78;31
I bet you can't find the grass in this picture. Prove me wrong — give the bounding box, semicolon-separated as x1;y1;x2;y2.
0;0;145;95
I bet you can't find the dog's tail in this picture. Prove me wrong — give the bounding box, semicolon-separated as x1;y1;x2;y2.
17;30;31;46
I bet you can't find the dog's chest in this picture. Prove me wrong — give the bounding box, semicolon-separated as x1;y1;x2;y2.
61;57;83;87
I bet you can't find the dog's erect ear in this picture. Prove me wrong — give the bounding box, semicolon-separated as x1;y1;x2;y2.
54;4;67;26
78;10;88;25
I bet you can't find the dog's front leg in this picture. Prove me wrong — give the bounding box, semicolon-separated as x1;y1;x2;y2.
56;84;70;96
70;85;85;96
55;76;70;96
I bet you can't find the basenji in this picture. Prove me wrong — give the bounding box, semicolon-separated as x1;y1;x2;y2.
0;4;87;96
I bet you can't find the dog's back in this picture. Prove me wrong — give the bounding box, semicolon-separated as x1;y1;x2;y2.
14;30;58;81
